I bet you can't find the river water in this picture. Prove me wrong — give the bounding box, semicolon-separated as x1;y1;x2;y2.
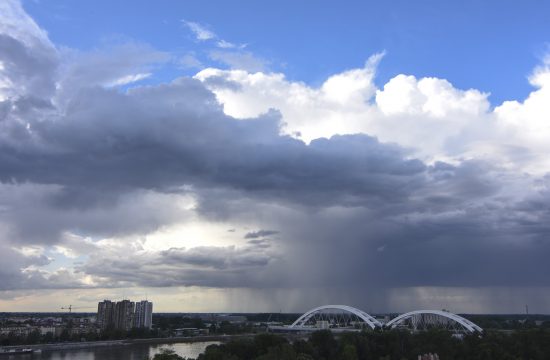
1;341;219;360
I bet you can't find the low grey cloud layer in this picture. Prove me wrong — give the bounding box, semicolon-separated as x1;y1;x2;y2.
244;230;279;239
1;0;550;312
77;242;278;289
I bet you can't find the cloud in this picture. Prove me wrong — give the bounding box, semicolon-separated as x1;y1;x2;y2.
195;53;550;181
0;17;432;296
75;242;279;289
0;183;195;246
208;50;269;72
1;75;427;211
2;0;550;312
182;20;246;50
0;242;87;291
194;53;491;163
0;0;57;101
375;74;489;117
493;57;550;156
244;230;279;239
194;53;383;142
182;20;253;70
178;52;203;69
216;39;246;49
183;21;216;41
105;72;151;87
56;42;168;101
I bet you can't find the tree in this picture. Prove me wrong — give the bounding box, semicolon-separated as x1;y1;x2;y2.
340;344;358;360
151;348;186;360
309;330;337;360
26;329;41;344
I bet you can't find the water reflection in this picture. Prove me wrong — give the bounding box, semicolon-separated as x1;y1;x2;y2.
4;341;219;360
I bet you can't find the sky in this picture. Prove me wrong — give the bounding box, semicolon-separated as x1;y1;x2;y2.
1;0;550;314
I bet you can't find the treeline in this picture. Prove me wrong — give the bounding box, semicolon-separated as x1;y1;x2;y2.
465;314;550;330
0;327;158;346
153;329;550;360
154;315;254;335
0;315;255;346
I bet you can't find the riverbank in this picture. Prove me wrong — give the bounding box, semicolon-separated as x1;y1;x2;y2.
0;334;254;353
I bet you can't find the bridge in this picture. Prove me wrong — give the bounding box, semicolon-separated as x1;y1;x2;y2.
385;310;483;333
269;305;482;334
289;305;382;331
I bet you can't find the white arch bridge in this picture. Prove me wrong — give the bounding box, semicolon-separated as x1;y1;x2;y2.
269;305;482;334
385;310;483;333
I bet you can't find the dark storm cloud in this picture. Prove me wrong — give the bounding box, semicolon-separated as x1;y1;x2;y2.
1;7;428;255
2;61;549;292
0;77;426;212
246;239;271;248
0;183;192;245
0;13;439;294
159;246;272;269
244;230;279;239
76;243;279;289
3;2;550;307
0;33;57;100
72;180;550;292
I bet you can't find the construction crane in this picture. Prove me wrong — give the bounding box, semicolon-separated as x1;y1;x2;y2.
60;305;94;313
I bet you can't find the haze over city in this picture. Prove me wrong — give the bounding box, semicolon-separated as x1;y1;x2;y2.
2;0;550;314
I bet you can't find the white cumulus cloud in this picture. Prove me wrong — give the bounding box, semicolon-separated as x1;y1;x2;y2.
195;52;550;176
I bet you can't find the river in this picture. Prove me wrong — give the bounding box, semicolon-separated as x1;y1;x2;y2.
0;341;219;360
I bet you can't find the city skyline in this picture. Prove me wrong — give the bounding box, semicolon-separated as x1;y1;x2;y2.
1;0;550;314
97;298;153;331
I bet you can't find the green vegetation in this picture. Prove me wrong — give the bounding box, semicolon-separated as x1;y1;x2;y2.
5;313;550;358
0;325;160;345
151;349;188;360
153;315;254;336
147;329;550;360
155;315;207;333
171;329;550;360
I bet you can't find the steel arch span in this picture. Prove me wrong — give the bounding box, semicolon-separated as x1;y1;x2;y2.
385;310;483;333
290;305;382;330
